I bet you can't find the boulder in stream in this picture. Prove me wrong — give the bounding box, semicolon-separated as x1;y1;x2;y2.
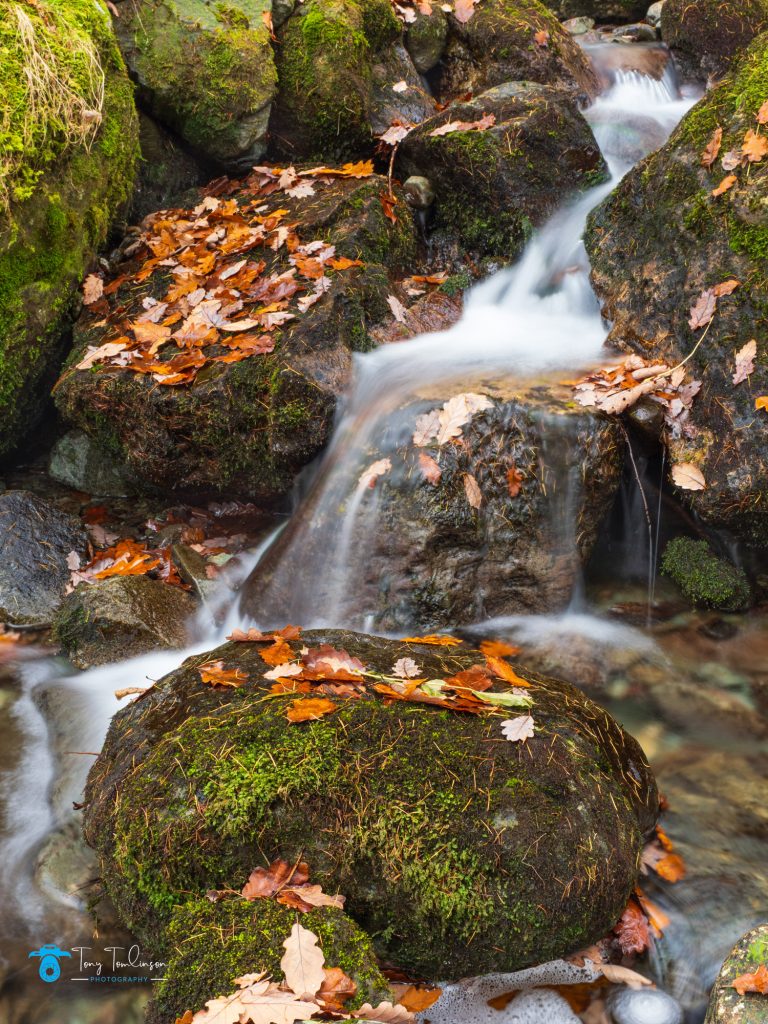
0;490;88;628
0;0;137;460
661;0;768;80
585;35;768;545
83;630;658;984
399;82;607;261
542;0;649;21
705;924;768;1024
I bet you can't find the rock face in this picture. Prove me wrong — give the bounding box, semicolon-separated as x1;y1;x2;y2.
130;113;213;223
0;0;137;460
436;0;600;102
54;172;417;502
111;0;276;171
83;630;657;981
661;0;768;80
243;382;623;630
0;491;87;627
585;37;768;545
53;576;196;669
270;0;431;160
399;83;606;260
705;924;768;1024
48;429;133;496
543;0;649;21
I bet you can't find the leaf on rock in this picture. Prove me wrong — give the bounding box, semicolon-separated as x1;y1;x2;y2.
742;128;768;162
758;99;768;124
500;715;535;742
480;639;521;658
418;452;442;485
353;1001;416;1024
712;174;737;197
688;288;717;329
733;339;757;385
392;657;422;679
613;900;650;955
317;967;357;1010
464;473;483;509
199;660;248;688
75;340;128;370
242;860;310;900
303;645;367;676
286;697;338;723
264;662;303;681
279;884;346;912
387;294;407;322
395;987;443;1012
756;396;768;411
83;274;104;305
533;28;549;46
671;462;706;491
401;634;463;646
475;689;533;709
485;655;531;687
598;965;653;989
713;278;740;297
701;126;723;167
429;113;495;137
281;923;326;998
413;409;442;447
732;964;768;995
654;852;686;882
453;0;477;23
507;465;523;497
261;639;296;666
381;191;399;224
359;457;392;489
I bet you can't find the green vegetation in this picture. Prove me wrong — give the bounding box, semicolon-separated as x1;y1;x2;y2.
661;537;751;610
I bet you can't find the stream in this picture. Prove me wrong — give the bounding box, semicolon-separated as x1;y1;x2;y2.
1;43;766;1024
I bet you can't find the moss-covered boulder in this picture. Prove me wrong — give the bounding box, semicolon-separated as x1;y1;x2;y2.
435;0;599;103
83;629;658;979
705;924;768;1024
147;898;391;1024
661;537;751;611
661;0;768;81
270;0;431;161
405;4;449;73
585;36;768;544
54;576;196;668
0;0;137;460
399;82;606;261
542;0;649;21
245;380;623;629
54;170;417;502
111;0;276;170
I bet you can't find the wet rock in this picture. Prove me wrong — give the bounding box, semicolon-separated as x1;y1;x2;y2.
171;542;221;605
608;988;683;1024
370;42;434;136
83;630;658;979
403;174;435;209
661;538;751;611
0;1;137;460
146;898;391;1024
369;289;463;344
53;576;195;669
130;113;212;223
543;0;649;23
405;4;449;72
399;82;606;261
272;0;295;27
245;380;623;629
564;16;596;33
585;37;768;545
55;174;417;502
35;820;99;908
49;430;133;497
0;491;87;627
646;1;665;29
112;0;276;171
611;22;658;42
705;924;768;1024
436;0;599;102
661;0;768;80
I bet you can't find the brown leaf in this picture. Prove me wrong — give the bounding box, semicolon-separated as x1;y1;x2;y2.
303;645;366;676
396;986;443;1012
286;697;338;723
712;174;737;197
353;1002;416;1024
613;900;650;955
654;852;686;882
199;660;248;688
228;627;272;642
381;191;399;224
318;967;357;1010
732;963;768;995
756;396;768;411
281;923;326;998
83;274;104;305
533;28;549;46
464;472;483;509
688;288;717;330
598;965;652;989
480;639;521;658
429;113;495;137
242;860;310;900
261;639;295;666
507;465;523;498
701;126;723;168
733;339;757;385
418;452;442;485
742;128;768;162
444;664;494;692
758;99;768;124
280;883;346;912
671;462;706;491
401;634;463;646
713;278;740;297
485;655;531;687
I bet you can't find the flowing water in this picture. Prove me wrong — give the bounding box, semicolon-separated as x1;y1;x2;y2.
3;48;766;1024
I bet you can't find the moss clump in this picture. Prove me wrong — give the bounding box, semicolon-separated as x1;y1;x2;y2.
147;899;391;1024
0;0;138;459
661;537;751;611
84;630;657;980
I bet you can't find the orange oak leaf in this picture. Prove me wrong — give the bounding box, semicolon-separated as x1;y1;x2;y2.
732;964;768;995
701;126;723;168
199;660;248;688
712;174;737;197
400;635;463;646
286;697;338;723
261;639;295;665
485;655;532;687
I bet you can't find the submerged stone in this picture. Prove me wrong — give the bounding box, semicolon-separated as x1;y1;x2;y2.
83;630;658;981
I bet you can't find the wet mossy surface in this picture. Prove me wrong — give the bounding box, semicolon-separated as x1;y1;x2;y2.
84;630;658;980
0;0;138;460
147;899;391;1024
661;0;768;79
585;34;768;542
661;537;751;611
705;924;768;1024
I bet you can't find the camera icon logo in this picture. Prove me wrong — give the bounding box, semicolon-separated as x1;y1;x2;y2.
28;945;71;983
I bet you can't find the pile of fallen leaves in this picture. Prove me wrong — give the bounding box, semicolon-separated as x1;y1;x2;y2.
72;163;374;387
701;99;768;198
391;0;477;25
199;629;539;731
67;537;187;592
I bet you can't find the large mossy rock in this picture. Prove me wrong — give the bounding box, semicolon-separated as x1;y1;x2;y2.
111;0;276;171
0;0;137;461
705;924;768;1024
147;899;391;1024
436;0;599;103
83;630;658;979
244;380;623;630
399;82;606;260
55;173;417;502
585;36;768;544
270;0;431;161
661;0;768;80
542;0;649;21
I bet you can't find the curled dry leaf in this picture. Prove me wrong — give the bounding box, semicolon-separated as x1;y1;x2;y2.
387;294;408;322
733;339;757;385
353;1001;416;1024
418;452;442;485
317;967;357;1010
507;464;523;497
731;963;768;995
281;923;326;999
280;883;346;912
654;852;686;882
500;714;535;742
598;964;653;989
712;174;737;197
671;462;706;491
485;655;531;687
286;697;338;723
303;645;366;675
114;686;150;700
464;472;483;509
429;113;495;137
613;900;650;955
242;859;310;900
701;126;723;168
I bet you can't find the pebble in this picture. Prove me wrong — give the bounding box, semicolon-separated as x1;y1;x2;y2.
607;987;683;1024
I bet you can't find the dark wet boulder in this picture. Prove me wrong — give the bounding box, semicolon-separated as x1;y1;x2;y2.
146;898;391;1024
543;0;649;21
435;0;599;102
0;491;87;627
0;0;137;460
83;629;657;979
405;3;449;73
661;0;768;81
53;576;196;669
48;430;133;497
244;380;623;630
399;82;606;260
54;171;417;502
111;0;276;171
705;924;768;1024
585;37;768;545
270;0;431;161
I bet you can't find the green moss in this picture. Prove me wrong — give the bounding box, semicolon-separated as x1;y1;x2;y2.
440;270;473;296
661;536;751;610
